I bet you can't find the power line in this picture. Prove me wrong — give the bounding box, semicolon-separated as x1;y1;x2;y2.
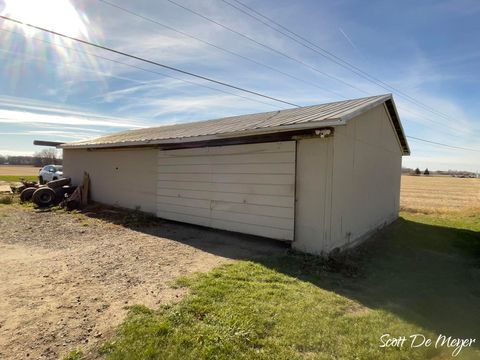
3;24;462;138
222;0;459;124
96;0;345;100
0;14;299;108
166;0;477;136
96;0;470;137
164;0;368;95
0;47;157;85
167;0;476;135
1;16;477;155
0;28;284;109
397;106;471;137
0;46;283;110
406;136;480;153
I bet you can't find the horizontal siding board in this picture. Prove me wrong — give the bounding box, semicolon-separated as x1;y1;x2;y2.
157;203;211;219
157;163;294;175
158;164;211;174
157;141;295;241
158;173;212;182
158;173;294;185
157;210;211;228
158;151;295;165
158;181;212;192
212;173;294;185
158;196;293;218
158;141;294;157
157;181;293;196
211;210;294;230
156;211;293;240
211;201;293;219
212;192;293;207
158;206;292;233
157;188;211;201
156;188;293;207
210;219;293;240
157;196;211;209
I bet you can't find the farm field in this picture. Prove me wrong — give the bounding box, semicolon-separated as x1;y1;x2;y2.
0;165;40;176
0;174;478;359
401;175;479;212
0;165;40;182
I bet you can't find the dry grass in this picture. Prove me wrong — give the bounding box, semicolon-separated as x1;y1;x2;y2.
0;165;40;176
401;175;480;214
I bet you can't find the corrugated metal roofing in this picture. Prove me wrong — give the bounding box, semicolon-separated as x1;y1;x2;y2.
60;94;409;154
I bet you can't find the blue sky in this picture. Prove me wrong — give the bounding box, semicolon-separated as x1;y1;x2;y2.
0;0;479;171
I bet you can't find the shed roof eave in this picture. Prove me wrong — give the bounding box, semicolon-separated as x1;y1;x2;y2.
59;119;345;150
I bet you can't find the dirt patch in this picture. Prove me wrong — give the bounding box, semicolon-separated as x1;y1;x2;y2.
344;302;370;316
0;206;284;359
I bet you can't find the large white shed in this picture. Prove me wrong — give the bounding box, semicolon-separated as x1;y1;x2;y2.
61;94;409;254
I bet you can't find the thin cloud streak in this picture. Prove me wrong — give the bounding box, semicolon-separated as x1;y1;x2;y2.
0;149;38;156
338;27;363;58
0;131;94;140
0;95;150;126
0;108;145;128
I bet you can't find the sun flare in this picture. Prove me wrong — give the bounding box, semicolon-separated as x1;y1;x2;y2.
1;0;89;38
0;0;105;84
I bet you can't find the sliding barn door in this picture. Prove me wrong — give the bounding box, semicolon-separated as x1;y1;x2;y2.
157;141;295;240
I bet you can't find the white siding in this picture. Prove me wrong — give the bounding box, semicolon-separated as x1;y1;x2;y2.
293;104;404;254
157;141;295;240
63;148;158;213
328;104;402;251
294;137;333;254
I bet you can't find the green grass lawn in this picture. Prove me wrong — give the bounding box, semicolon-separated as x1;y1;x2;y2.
0;175;38;183
92;210;480;359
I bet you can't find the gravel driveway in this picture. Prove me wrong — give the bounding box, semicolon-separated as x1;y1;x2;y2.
0;205;284;359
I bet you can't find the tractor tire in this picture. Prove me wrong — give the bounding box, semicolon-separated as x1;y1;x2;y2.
32;187;57;207
53;187;66;199
20;187;37;202
47;177;71;189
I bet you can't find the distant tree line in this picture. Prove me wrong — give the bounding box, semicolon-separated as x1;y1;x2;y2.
0;149;62;167
402;167;477;178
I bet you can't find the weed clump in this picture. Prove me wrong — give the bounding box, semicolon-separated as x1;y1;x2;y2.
0;195;13;204
63;349;83;360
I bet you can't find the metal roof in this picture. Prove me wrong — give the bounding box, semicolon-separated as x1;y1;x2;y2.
60;94;409;154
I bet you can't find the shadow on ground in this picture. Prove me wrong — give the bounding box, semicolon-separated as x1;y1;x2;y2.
81;205;480;343
260;217;480;341
80;204;288;260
